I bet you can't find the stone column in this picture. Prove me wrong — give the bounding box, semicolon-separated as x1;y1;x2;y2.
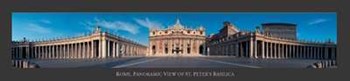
318;47;321;59
235;43;239;57
69;44;72;59
37;47;40;59
282;44;285;59
101;39;107;58
298;45;301;59
67;44;70;59
116;42;119;57
310;46;312;59
63;44;66;59
112;41;116;58
34;46;38;59
45;46;50;59
309;46;312;59
74;43;77;59
266;42;270;58
75;42;81;59
249;39;254;58
42;46;44;59
51;45;54;59
289;45;292;58
61;45;64;59
129;45;132;56
280;44;283;59
42;46;45;59
287;45;290;58
314;47;317;59
271;43;274;59
301;46;304;59
90;41;94;58
40;46;43;59
49;46;51;59
55;45;57;59
269;43;272;59
332;48;336;59
53;45;56;59
106;40;110;58
20;47;24;59
303;46;306;59
85;41;91;59
33;47;36;59
315;47;318;59
317;47;321;59
276;43;279;59
57;45;60;59
253;39;257;58
276;43;280;59
16;47;18;59
86;42;89;58
82;42;85;59
295;45;298;58
48;46;51;59
34;47;37;59
284;44;287;59
285;45;288;58
79;43;82;59
125;45;128;56
76;43;79;59
308;46;311;59
309;47;312;59
243;42;246;57
288;44;291;58
273;43;276;59
323;47;327;59
43;46;46;59
261;41;265;58
299;46;302;59
312;47;315;59
85;42;88;58
71;44;74;59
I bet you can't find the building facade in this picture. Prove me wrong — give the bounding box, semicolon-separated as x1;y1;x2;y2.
207;22;337;60
262;23;297;40
11;27;147;60
148;19;206;56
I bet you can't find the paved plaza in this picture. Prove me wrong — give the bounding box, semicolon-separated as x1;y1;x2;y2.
27;56;326;68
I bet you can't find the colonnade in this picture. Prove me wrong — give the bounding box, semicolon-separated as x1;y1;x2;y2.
11;39;147;59
208;38;336;60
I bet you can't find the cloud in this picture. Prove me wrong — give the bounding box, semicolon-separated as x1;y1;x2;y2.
26;23;52;33
308;19;327;25
83;18;140;34
40;19;51;24
134;18;163;29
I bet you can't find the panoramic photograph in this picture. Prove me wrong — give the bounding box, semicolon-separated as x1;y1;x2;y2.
11;12;337;68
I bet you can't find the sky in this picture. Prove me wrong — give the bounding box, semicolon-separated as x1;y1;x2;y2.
12;12;337;46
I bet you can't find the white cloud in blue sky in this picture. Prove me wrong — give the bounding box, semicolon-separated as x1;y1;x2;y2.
26;23;52;34
134;18;164;29
40;19;52;24
308;18;328;25
82;18;140;34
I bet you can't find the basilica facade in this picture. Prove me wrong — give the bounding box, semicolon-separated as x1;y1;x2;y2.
148;19;206;56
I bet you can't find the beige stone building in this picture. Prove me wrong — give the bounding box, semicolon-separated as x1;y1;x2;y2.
207;21;337;60
148;19;206;56
11;27;147;59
